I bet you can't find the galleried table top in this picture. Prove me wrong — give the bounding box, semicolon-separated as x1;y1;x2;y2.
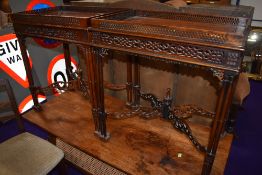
11;5;254;72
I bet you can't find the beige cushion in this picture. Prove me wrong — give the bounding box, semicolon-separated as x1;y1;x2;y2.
0;132;64;175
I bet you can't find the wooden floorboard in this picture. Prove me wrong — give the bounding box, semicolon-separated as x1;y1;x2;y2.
23;91;233;175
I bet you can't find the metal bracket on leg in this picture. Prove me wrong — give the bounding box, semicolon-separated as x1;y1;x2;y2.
94;109;110;140
94;131;110;140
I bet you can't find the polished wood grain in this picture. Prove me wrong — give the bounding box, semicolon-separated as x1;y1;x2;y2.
23;91;233;175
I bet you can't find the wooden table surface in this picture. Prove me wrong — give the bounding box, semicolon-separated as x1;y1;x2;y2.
23;91;233;175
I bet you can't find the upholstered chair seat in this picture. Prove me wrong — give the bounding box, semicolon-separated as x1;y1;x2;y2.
0;132;64;175
0;78;64;175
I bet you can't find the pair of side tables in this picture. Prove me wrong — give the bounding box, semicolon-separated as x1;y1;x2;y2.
11;5;253;175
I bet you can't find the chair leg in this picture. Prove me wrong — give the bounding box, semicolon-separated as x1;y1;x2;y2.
16;117;25;133
47;135;68;174
58;159;68;175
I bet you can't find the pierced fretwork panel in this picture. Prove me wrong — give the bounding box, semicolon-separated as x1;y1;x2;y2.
91;32;242;71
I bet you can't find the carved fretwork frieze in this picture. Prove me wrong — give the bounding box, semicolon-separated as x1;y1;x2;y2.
226;52;241;67
15;25;79;42
91;32;241;70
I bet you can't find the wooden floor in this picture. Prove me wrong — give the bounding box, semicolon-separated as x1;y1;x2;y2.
23;91;233;175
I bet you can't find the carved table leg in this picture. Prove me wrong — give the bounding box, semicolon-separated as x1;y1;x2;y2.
63;43;73;81
224;75;239;134
17;35;40;110
133;56;140;107
126;55;133;107
86;46;109;140
202;71;236;175
85;46;99;133
225;103;239;133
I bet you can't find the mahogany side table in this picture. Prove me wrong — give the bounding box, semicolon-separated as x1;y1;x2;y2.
11;5;254;175
87;7;253;175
